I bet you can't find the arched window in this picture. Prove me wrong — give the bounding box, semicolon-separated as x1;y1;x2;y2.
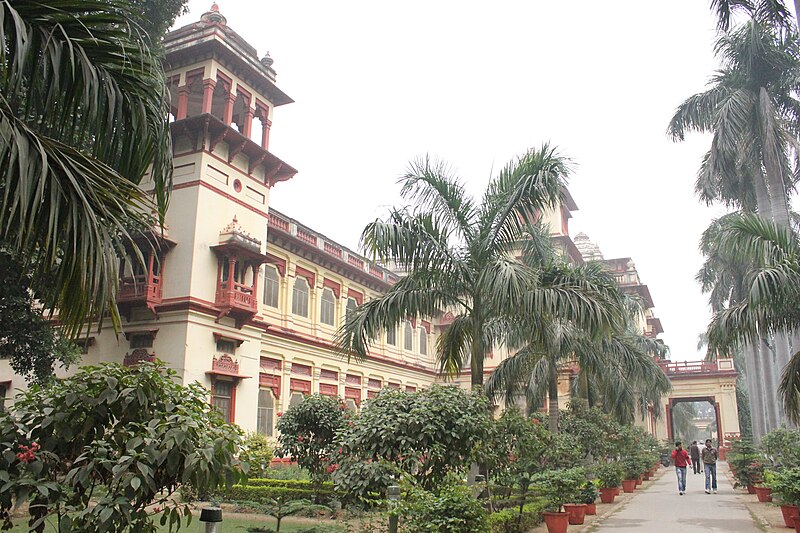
404;321;413;351
264;266;280;308
346;298;357;323
419;328;427;355
257;389;274;437
289;392;305;407
386;326;396;346
292;277;309;317
320;288;336;326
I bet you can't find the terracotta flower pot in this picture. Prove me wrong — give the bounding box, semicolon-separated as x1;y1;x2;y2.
635;476;643;486
542;511;570;533
622;479;637;493
781;505;800;528
642;472;651;481
585;502;597;515
791;514;800;533
614;486;621;496
747;485;757;495
754;485;772;503
599;487;616;504
563;503;586;525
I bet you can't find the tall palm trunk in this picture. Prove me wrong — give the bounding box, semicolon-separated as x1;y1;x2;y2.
760;338;781;430
744;343;767;441
548;359;560;434
470;316;485;392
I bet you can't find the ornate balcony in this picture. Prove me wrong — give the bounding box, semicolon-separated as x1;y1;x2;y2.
117;230;175;319
211;217;267;328
123;348;156;367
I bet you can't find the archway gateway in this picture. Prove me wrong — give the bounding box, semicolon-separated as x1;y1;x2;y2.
639;359;740;453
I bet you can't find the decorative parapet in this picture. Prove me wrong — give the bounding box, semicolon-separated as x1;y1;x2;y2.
219;216;261;252
212;354;240;375
267;209;399;285
123;349;156;367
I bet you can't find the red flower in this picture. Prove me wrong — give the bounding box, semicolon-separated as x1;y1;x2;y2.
277;412;283;417
297;436;304;442
326;463;339;474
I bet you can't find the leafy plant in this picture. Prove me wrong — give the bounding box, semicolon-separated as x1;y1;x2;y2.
338;386;489;491
761;427;800;468
240;497;331;532
595;462;623;489
530;467;585;512
766;467;800;506
580;480;599;504
399;483;487;533
275;394;347;497
728;439;764;488
0;362;244;532
242;433;274;478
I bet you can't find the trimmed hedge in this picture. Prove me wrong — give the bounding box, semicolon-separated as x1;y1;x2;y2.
486;499;547;533
242;478;334;491
222;484;334;504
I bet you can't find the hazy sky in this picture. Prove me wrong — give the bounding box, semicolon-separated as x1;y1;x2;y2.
175;1;743;361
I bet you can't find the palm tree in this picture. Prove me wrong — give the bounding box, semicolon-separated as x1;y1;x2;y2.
705;213;800;423
337;145;624;390
0;0;173;337
711;0;798;33
485;290;671;432
669;17;800;430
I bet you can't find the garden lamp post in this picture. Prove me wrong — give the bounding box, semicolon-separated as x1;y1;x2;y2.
387;485;400;533
199;507;222;533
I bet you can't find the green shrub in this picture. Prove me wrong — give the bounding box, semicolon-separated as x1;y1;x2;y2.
243;478;334;491
266;465;311;481
242;433;274;477
222;484;334;504
595;462;623;488
399;483;487;533
761;427;800;468
530;467;585;512
767;467;800;506
486;499;547;533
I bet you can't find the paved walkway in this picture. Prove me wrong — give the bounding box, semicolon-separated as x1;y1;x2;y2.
591;463;761;532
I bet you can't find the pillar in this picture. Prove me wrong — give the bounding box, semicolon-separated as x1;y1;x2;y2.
261;118;272;150
223;93;236;126
201;79;216;114
176;86;190;120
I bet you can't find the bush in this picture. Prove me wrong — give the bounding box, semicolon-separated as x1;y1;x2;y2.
242;433;274;477
399;483;487;533
265;465;311;481
332;457;398;505
223;484;334;504
243;479;334;490
767;467;800;506
595;462;623;488
486;499;547;533
530;467;585;512
761;427;800;468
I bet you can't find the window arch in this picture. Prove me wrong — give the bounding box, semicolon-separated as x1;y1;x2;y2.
257;388;275;437
386;326;396;346
264;265;280;308
404;321;413;351
320;288;336;326
346;298;357;323
292;277;309;317
419;328;427;355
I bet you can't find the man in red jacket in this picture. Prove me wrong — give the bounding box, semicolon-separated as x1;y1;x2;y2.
671;441;692;495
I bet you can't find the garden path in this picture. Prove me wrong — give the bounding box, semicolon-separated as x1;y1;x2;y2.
590;462;761;532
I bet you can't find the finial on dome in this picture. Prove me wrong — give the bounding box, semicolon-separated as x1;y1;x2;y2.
261;51;274;68
201;3;227;25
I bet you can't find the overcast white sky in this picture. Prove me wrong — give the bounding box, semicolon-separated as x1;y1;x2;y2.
175;1;750;362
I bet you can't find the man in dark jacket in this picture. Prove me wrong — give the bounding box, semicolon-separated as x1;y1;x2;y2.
702;439;719;494
690;441;701;474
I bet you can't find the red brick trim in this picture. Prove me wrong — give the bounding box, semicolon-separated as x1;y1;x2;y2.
323;278;341;298
294;266;316;289
347;288;363;305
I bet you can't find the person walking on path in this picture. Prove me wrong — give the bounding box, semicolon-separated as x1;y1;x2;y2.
702;438;718;494
690;440;701;474
672;441;691;495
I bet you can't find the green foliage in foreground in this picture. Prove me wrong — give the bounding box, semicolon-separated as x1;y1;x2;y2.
399;483;487;533
486;499;547;533
0;362;244;532
225;484;334;504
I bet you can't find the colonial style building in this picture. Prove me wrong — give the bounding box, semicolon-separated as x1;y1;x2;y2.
0;6;677;438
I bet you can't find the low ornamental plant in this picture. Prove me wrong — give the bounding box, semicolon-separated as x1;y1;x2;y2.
580;481;599;504
595;462;623;489
399;483;488;533
530;467;585;513
767;467;800;506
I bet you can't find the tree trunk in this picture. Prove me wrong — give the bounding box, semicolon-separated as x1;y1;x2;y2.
760;337;780;433
548;360;560;434
744;342;766;442
470;317;484;392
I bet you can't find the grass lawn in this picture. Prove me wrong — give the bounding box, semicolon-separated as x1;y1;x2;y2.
6;513;344;532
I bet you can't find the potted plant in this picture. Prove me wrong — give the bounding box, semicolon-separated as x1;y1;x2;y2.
768;467;800;528
581;480;599;515
728;438;763;492
621;456;639;493
532;467;585;533
754;470;774;503
596;462;623;504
